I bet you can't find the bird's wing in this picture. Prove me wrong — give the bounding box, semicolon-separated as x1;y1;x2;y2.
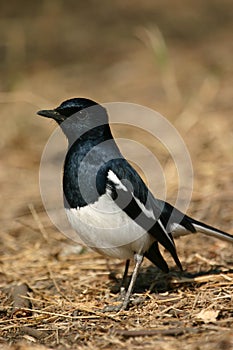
104;159;182;270
144;241;169;272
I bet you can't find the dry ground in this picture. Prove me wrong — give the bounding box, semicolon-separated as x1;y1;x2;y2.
0;1;233;349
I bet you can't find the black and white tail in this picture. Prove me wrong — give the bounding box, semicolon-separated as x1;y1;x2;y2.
172;216;233;243
191;218;233;243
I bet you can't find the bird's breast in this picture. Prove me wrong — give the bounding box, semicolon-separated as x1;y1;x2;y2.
65;192;155;259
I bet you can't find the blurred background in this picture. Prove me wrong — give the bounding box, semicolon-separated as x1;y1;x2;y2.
0;1;233;347
1;0;232;226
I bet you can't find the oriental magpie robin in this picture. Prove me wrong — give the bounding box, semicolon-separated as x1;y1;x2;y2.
38;98;233;311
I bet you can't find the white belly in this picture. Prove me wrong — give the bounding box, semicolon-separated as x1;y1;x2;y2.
65;193;155;259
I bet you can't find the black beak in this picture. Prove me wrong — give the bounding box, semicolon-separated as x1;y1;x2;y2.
37;109;63;120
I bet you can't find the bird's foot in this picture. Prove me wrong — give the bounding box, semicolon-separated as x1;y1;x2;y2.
102;302;124;313
99;288;129;313
100;292;128;313
100;293;145;313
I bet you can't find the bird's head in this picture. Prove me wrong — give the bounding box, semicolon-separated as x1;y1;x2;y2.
37;98;109;141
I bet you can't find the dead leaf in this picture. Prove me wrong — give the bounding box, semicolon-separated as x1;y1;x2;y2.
196;309;219;324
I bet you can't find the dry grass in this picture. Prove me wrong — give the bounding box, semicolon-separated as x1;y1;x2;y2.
0;1;233;349
1;220;233;349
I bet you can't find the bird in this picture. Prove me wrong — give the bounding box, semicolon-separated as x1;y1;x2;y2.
37;97;233;311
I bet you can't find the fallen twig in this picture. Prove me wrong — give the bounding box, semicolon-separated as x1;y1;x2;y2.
114;327;200;337
21;326;49;340
11;283;32;318
170;273;233;285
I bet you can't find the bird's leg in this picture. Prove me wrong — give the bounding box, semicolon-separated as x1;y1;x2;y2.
120;253;144;311
102;255;143;312
119;259;130;299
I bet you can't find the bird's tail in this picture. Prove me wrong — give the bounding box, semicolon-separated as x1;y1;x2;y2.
190;218;233;243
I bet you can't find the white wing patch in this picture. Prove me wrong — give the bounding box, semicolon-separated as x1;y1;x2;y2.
107;169;175;247
158;218;174;245
134;196;155;219
107;170;127;191
107;170;155;220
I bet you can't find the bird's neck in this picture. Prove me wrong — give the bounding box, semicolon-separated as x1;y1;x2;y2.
66;124;113;147
63;123;119;209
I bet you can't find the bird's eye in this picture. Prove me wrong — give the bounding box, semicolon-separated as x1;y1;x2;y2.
78;109;88;120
